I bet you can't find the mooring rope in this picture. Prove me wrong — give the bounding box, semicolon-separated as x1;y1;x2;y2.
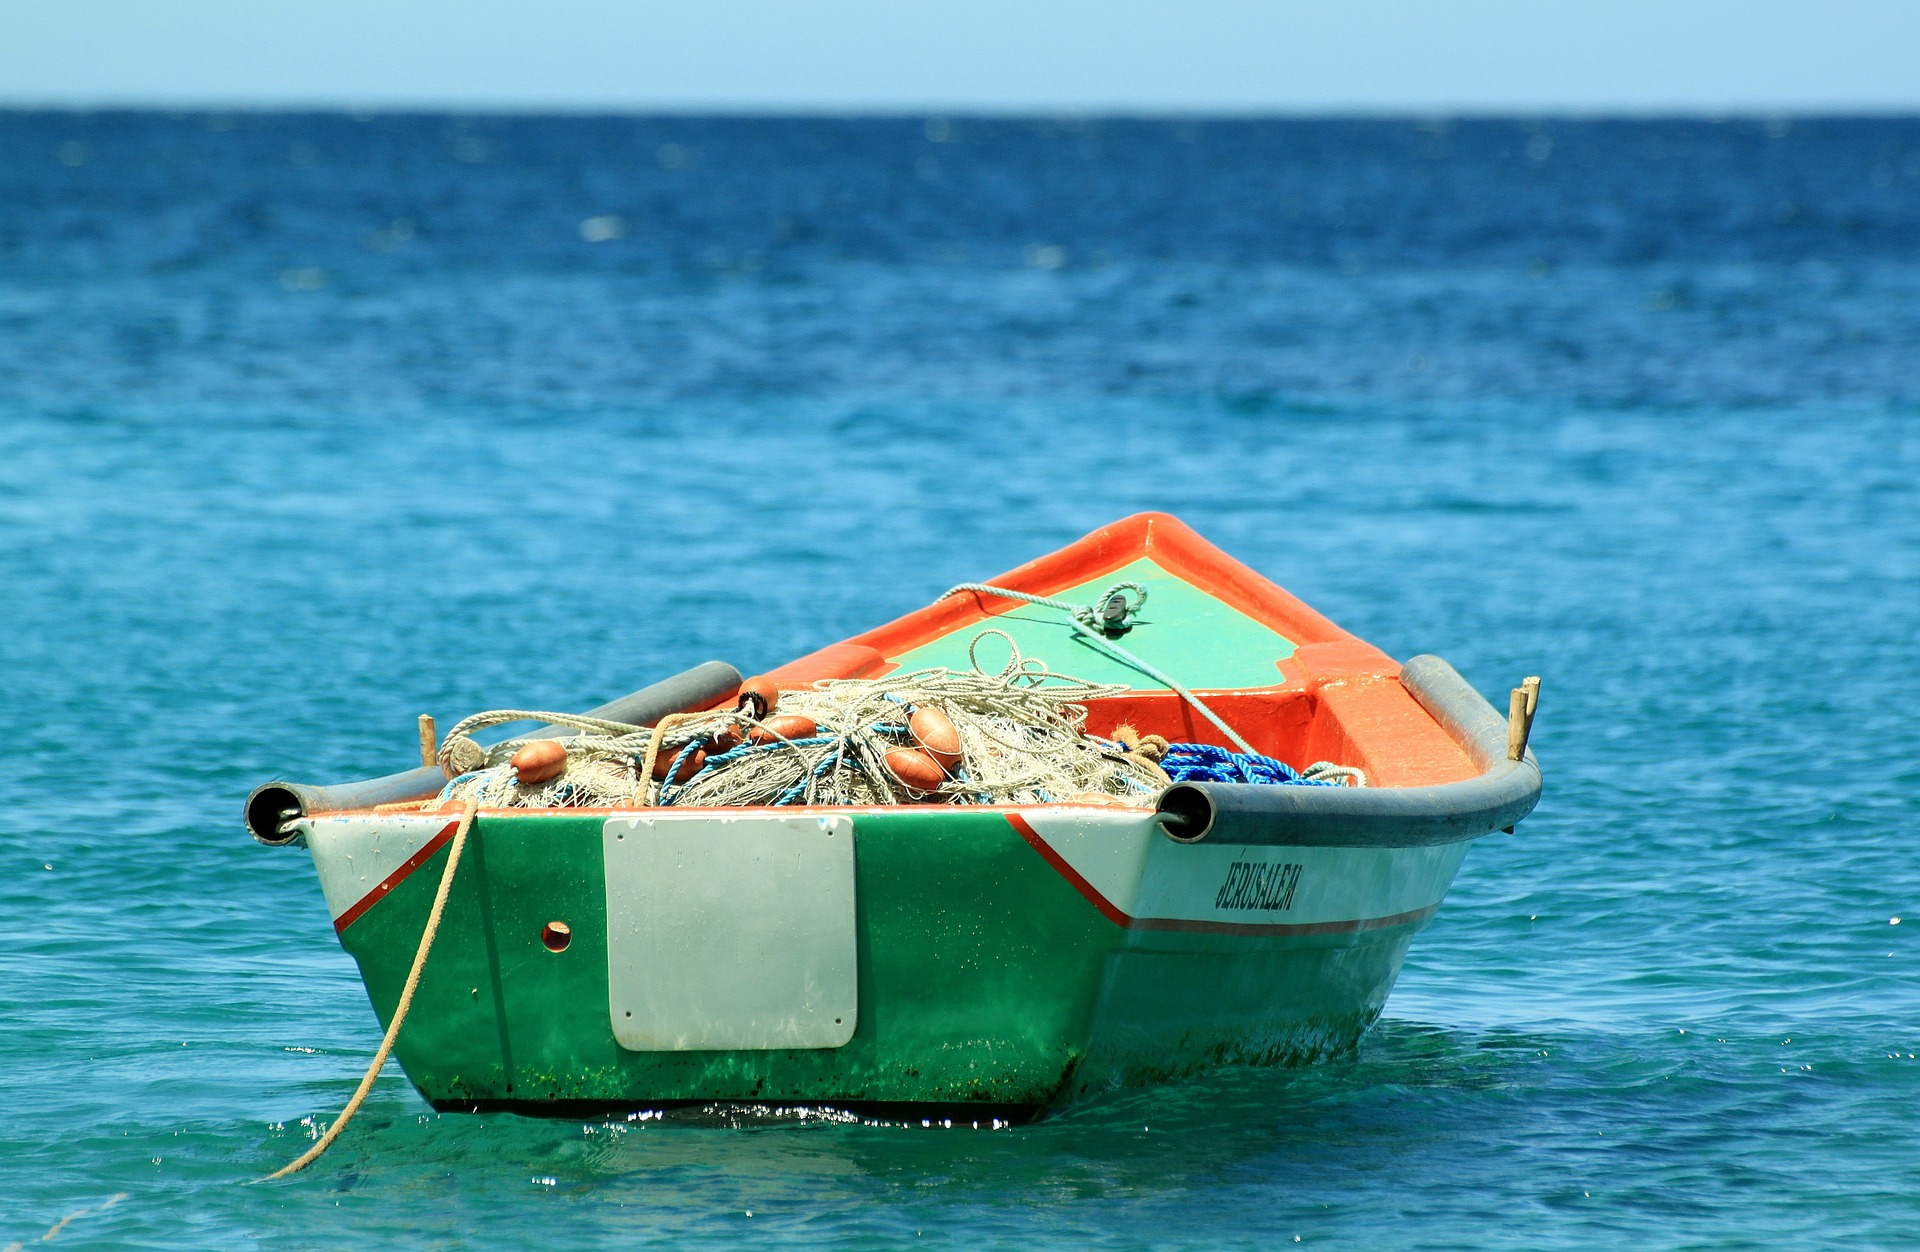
940;581;1259;754
257;800;477;1182
942;580;1149;635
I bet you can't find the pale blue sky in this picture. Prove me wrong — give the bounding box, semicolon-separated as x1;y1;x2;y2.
3;0;1916;113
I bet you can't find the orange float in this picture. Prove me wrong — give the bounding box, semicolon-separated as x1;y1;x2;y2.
908;705;963;771
509;740;569;786
736;676;780;718
650;744;707;783
749;714;819;745
882;746;947;796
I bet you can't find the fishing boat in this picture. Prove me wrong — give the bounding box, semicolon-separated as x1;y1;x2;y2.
246;513;1541;1120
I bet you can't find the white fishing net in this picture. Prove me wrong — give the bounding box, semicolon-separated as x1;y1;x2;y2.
430;630;1169;811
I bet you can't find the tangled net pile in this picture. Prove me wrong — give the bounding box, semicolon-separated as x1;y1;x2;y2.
431;632;1174;811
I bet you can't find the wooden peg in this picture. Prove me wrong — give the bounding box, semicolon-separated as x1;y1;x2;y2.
1506;677;1541;761
1506;689;1528;761
418;714;438;769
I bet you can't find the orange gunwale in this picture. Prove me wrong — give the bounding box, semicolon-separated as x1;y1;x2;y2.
766;512;1366;689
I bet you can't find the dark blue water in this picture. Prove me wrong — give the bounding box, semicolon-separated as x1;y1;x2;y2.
3;112;1917;1248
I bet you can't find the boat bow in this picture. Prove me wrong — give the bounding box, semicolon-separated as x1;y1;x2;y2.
1156;654;1542;846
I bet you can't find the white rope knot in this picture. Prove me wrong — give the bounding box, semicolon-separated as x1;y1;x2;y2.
1302;761;1368;788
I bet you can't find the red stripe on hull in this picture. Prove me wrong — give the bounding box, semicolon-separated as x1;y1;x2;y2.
332;819;459;934
1005;812;1131;927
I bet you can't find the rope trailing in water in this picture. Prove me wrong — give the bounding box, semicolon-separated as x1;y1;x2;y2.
1158;742;1366;788
257;800;477;1182
941;581;1259;755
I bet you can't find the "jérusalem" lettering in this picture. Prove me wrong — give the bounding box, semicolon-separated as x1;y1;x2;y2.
1214;860;1303;911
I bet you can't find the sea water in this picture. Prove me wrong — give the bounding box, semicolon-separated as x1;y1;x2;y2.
1;113;1917;1248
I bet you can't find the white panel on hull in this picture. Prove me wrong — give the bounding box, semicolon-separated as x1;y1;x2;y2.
603;813;858;1051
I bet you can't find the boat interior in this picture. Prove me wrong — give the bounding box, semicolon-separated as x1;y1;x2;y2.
759;513;1480;792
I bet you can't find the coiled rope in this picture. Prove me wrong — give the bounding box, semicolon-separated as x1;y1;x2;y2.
434;710;654;777
1159;742;1366;788
431;711;666;810
257;800;477;1181
941;581;1259;754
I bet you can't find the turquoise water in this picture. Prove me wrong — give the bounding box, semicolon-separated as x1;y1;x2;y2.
3;113;1918;1247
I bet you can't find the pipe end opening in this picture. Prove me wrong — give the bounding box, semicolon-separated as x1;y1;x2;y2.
1155;783;1216;844
245;784;306;846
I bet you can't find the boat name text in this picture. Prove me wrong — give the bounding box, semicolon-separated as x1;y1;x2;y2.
1214;860;1303;911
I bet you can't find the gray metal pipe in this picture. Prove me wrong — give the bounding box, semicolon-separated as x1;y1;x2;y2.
1154;654;1542;847
244;660;742;845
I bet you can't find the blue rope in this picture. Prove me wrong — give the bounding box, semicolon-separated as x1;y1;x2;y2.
658;735;843;806
774;750;846;806
434;771;479;804
662;739;705;783
1158;742;1340;787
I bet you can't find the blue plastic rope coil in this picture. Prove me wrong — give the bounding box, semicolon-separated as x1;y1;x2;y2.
1157;742;1339;787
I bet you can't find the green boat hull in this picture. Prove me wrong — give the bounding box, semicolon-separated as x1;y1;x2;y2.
270;516;1538;1116
311;806;1463;1114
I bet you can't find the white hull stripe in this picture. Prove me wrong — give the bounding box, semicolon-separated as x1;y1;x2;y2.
307;808;1459;940
309;816;459;933
1007;811;1460;936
